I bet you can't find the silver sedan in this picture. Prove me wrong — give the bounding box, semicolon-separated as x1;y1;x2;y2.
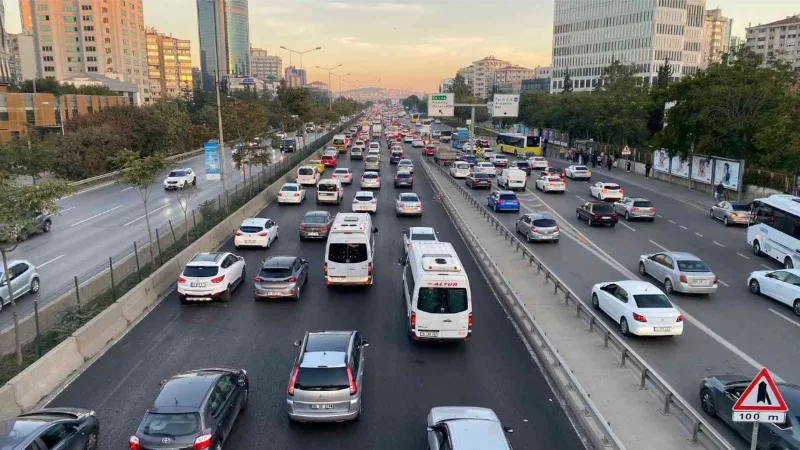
638;252;718;295
395;193;423;216
710;201;750;226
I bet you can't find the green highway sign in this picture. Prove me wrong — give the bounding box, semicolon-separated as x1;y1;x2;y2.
432;95;447;100
427;93;454;117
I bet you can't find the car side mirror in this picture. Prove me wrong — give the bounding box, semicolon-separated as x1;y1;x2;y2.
503;426;514;433
159;378;168;387
426;426;435;432
301;259;308;265
293;340;302;347
236;377;246;387
238;256;244;261
373;227;378;233
398;257;406;266
765;273;775;279
360;339;370;348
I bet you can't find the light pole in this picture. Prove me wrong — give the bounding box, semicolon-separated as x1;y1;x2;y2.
317;64;342;110
331;72;350;100
341;78;352;98
206;0;228;196
280;45;321;75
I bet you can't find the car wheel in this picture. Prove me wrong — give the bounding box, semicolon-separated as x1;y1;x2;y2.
785;257;794;269
43;220;52;233
221;286;232;302
587;218;593;227
83;429;99;450
526;232;533;243
794;300;800;317
241;387;249;411
753;240;762;256
624;211;630;221
723;216;729;227
295;285;301;301
638;262;647;276
576;211;582;220
29;278;39;294
620;317;631;336
749;279;761;294
192;178;197;186
664;278;674;294
700;388;717;416
591;294;599;310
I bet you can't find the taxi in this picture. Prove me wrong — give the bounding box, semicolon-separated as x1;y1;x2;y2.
306;159;325;173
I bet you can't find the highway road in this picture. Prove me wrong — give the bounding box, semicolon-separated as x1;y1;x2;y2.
431;123;796;447
1;131;327;331
48;134;583;449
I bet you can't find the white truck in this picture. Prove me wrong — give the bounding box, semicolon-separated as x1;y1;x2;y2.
372;124;382;139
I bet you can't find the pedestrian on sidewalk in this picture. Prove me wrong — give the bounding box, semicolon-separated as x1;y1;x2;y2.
626;159;632;172
715;181;724;202
645;162;651;179
607;156;613;171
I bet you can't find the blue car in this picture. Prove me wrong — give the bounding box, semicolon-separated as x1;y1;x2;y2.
487;190;520;212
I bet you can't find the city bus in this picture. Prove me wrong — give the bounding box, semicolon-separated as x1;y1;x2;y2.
409;113;420;123
495;133;542;157
748;194;800;269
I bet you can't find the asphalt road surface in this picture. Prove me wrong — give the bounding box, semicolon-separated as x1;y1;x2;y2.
48;137;583;449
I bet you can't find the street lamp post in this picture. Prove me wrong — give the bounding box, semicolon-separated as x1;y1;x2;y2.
331;72;351;100
317;64;342;110
280;45;321;74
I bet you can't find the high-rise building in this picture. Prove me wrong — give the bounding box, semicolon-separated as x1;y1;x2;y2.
9;32;37;83
196;0;251;92
551;0;706;93
19;0;33;32
146;29;193;101
28;0;149;103
250;47;282;80
456;65;473;87
439;78;454;93
494;65;534;94
745;15;800;72
471;56;511;98
0;2;11;84
284;66;306;87
701;9;732;68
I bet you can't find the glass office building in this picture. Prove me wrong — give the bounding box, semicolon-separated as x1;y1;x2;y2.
225;0;250;77
196;0;250;91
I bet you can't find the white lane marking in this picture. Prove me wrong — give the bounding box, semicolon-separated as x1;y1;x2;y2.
680;225;688;230
60;206;76;213
737;252;750;260
657;214;663;218
668;219;676;224
713;241;725;248
124;203;172;227
70;205;124;227
648;239;670;252
694;232;704;238
761;264;773;270
718;279;730;287
38;254;65;268
119;186;134;192
574;195;586;202
618;221;636;232
769;309;800;329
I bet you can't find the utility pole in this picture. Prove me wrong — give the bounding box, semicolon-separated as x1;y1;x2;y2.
317;64;342;111
210;0;228;196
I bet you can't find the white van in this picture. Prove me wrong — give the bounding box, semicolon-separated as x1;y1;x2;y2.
497;168;527;191
324;213;378;286
296;166;320;186
401;242;472;341
316;179;343;205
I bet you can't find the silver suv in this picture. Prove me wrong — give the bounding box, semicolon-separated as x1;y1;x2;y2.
0;260;40;313
286;331;369;422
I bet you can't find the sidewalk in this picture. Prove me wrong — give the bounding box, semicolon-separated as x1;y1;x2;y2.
423;159;726;450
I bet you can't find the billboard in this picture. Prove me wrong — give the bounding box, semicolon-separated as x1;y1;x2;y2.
690;155;713;184
653;150;670;173
204;141;221;180
670;156;690;178
427;93;454;117
492;94;520;117
714;159;741;191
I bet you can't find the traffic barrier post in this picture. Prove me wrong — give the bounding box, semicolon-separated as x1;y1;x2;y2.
109;257;116;301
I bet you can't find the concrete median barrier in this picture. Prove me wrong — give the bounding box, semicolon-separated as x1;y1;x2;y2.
149;259;180;296
117;278;156;322
9;337;83;411
0;385;20;418
72;303;127;360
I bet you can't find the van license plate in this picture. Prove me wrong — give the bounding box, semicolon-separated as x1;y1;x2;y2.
245;240;256;244
310;404;335;410
653;327;672;332
419;331;439;337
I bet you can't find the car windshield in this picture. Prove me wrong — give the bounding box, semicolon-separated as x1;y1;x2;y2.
239;225;264;233
632;294;673;309
416;287;469;314
604;184;621;190
303;215;327;224
281;185;298;191
318;183;338;192
295;367;349;391
412;233;436;241
322;156;334;161
169;171;186;177
533;218;557;227
334;170;349;175
396;173;411;178
327;243;369;263
574;166;588;171
399;194;418;202
141;412;201;437
677;260;710;272
182;266;219;277
363;173;378;179
472;173;489;179
298;168;313;175
355;194;373;201
494;155;506;159
592;204;615;213
499;194;518;200
633;200;653;207
731;204;749;211
259;266;293;279
456;163;469;169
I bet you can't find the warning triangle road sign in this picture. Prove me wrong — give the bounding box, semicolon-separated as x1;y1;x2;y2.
733;368;788;412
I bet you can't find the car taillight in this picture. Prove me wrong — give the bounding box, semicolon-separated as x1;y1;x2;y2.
289;277;296;282
679;274;687;283
361;176;365;181
235;231;243;236
631;207;639;211
649;207;655;211
632;313;647;323
277;192;282;196
370;200;377;204
320;226;328;232
353;199;359;203
713;277;719;284
129;436;140;450
408;177;413;181
496;200;504;204
397;203;404;207
178;276;186;283
468;312;473;331
619;189;623;194
254;276;263;283
324;262;328;275
530;226;538;232
294;193;300;197
347;366;357;395
676;315;684;322
554;226;560;232
410;311;416;330
210;275;224;283
299;225;305;231
288;367;299;396
193;433;213;450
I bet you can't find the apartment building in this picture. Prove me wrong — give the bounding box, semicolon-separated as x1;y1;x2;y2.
284;66;306;88
0;2;11;84
471;55;511;98
456;65;473;87
250;47;282;80
8;32;37;83
494;65;534;94
551;0;706;93
745;15;800;72
534;65;552;78
146;29;193;101
439;77;454;93
27;0;149;104
701;8;732;67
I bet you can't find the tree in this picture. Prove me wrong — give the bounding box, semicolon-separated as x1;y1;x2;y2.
50;125;126;180
562;68;573;93
452;74;471;101
754;92;800;172
222;100;267;183
0;180;71;365
111;150;168;265
647;59;673;138
0;134;54;184
170;184;200;245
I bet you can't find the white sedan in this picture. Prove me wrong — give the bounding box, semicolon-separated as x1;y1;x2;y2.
412;139;424;147
475;162;497;177
748;269;800;316
589;182;623;201
489;154;508;166
565;165;592;180
277;183;306;204
535;175;566;193
528;157;548;169
352;191;378;213
591;280;683;337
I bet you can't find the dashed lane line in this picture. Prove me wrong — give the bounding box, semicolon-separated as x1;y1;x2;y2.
769;309;800;329
70;205;124;227
713;241;725;248
618;221;636;232
648;239;670;252
737;253;750;260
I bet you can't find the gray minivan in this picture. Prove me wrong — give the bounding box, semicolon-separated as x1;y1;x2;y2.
365;155;380;171
426;407;513;449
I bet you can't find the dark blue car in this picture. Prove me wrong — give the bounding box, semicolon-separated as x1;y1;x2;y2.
487;191;520;212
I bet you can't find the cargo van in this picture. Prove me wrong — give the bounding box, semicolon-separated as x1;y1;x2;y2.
400;242;472;341
497;168;527;191
324;213;378;286
316;179;343;204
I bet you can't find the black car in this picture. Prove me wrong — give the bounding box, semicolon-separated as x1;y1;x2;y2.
700;376;800;449
576;202;619;227
130;368;249;450
515;161;533;176
299;211;334;240
466;172;492;189
394;171;414;188
0;407;99;450
390;151;404;164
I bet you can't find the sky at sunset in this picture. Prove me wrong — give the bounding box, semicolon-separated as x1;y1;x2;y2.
5;0;800;93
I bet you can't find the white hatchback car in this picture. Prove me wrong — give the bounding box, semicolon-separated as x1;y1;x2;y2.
589;182;624;201
475;162;497;177
234;218;279;248
489;154;508;166
296;166;320;186
591;280;683;337
332;168;354;185
450;161;471;178
529;157;548;169
178;252;247;303
748;268;800;316
535;175;566;193
277;183;306;204
352;191;378;213
360;171;381;189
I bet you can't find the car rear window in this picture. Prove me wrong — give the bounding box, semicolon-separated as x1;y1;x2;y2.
141;412;201;437
366;157;379;162
334;169;349;174
318;183;338;192
677;260;710;272
592;204;615;213
399;194;418;202
239;225;264;233
472;173;489;179
363;173;378;179
298;168;313;175
295;367;349;391
416;288;469;314
259;267;293;279
322;156;334;161
632;294;673;309
355;194;373;201
303;215;327;224
396;173;411;178
169;171;186;177
533;218;557;228
574;166;588;171
731;204;749;211
633;200;652;207
281;185;298;191
412;233;436;241
327;243;368;263
456;163;469;169
605;184;621;190
182;266;219;277
499;193;518;200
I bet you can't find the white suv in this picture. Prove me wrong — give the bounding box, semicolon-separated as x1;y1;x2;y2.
235;218;279;248
178;252;246;303
163;168;196;190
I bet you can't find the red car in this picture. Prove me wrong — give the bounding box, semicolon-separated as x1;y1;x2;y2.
321;155;337;168
423;146;436;156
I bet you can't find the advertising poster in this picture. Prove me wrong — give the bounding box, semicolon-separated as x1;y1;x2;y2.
691;155;713;184
714;159;740;191
653;150;670;173
204;141;221;181
670;155;690;178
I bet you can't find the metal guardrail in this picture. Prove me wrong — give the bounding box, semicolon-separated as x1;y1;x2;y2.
423;157;734;450
68;148;205;190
